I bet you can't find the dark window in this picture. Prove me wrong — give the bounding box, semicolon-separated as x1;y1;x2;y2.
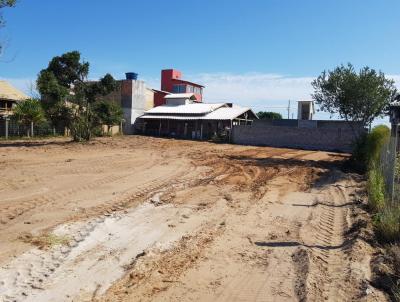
173;84;187;93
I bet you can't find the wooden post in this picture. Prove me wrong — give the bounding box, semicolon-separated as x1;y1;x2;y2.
31;121;34;137
158;120;162;136
229;119;233;142
200;122;203;140
184;123;188;138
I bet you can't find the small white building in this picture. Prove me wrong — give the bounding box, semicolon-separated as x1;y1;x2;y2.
297;101;315;120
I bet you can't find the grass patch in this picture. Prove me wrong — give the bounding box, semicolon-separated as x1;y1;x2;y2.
367;167;386;212
19;232;70;250
374;207;400;243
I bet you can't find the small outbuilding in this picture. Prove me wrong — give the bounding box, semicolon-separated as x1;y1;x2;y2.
137;102;257;140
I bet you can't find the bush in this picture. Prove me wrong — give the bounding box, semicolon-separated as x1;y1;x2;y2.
368;167;386;212
351;125;390;172
374;206;400;243
367;125;391;166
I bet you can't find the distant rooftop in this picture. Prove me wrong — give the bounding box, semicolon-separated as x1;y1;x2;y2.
0;81;29;101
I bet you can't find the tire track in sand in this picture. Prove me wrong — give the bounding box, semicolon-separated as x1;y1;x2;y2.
309;182;351;302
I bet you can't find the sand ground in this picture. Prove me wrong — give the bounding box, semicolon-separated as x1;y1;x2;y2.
0;136;387;301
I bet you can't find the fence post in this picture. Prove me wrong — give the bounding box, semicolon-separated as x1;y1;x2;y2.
392;124;399;204
5;116;9;140
31;121;34;137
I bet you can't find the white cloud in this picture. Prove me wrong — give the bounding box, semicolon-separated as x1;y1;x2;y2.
187;72;400;121
2;72;400;122
192;73;314;103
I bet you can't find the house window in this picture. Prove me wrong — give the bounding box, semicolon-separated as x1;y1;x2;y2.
172;84;187;93
193;87;202;95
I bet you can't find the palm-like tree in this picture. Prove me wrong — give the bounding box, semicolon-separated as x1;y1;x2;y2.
13;99;46;137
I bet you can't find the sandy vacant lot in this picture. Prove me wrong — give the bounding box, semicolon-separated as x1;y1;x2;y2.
0;136;386;301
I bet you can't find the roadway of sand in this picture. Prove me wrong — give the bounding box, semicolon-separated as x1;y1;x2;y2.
0;136;387;301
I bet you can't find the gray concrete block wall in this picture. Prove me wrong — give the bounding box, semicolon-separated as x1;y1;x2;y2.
232;124;364;153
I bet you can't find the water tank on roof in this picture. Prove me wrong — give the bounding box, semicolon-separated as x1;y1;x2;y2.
125;72;138;80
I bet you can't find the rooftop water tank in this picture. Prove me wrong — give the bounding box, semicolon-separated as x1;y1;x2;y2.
125;72;138;80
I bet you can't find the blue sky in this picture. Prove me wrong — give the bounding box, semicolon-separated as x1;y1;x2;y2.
1;0;399;120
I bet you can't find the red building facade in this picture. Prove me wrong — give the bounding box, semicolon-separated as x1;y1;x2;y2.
161;69;204;102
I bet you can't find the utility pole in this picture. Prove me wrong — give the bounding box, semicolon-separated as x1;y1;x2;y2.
287;100;291;119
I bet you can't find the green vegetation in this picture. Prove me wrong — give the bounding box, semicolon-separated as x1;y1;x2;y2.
93;100;123;135
20;232;70;250
312;63;397;128
257;111;282;120
13;99;46;137
359;125;400;300
358;125;399;243
352;125;390;172
367;168;386;212
36;51;121;141
374;207;400;243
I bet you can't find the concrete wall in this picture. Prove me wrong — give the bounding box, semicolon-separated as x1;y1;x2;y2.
120;80;154;134
232;120;366;153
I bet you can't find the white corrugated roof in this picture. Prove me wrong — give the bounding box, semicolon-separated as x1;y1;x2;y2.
205;105;252;120
164;93;195;99
138;115;200;120
0;80;29;101
145;103;226;115
141;104;255;121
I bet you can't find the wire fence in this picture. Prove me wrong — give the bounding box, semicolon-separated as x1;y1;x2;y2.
379;132;400;205
0;117;65;138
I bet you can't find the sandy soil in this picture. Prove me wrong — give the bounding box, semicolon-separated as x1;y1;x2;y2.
0;136;387;301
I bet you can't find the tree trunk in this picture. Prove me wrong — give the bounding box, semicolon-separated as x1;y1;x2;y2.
31;121;34;137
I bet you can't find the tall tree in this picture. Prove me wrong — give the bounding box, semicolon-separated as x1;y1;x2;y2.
312;63;397;128
257;111;282;120
36;51;117;141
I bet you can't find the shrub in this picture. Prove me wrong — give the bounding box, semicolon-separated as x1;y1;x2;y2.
351;125;390;172
367;125;391;166
368;167;386;212
374;206;400;243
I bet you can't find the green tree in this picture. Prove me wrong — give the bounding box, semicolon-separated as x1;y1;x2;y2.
312;63;397;128
13;99;46;137
36;51;117;141
93;101;123;135
257;111;282;120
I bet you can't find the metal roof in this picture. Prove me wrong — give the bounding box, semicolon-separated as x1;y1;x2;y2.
0;80;29;101
205;105;254;120
140;103;256;121
164;93;196;99
145;103;226;115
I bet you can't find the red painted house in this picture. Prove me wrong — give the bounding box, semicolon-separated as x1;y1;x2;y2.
153;69;204;107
